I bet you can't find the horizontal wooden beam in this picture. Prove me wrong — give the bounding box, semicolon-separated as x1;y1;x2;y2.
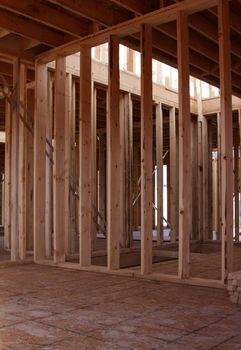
0;0;92;37
37;0;217;63
0;29;10;38
48;0;130;26
107;0;152;14
158;20;241;75
0;8;73;47
0;40;34;63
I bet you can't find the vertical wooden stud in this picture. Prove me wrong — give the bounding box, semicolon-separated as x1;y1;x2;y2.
53;56;66;263
132;145;140;231
125;93;133;247
197;80;204;241
34;62;47;261
212;155;218;236
79;46;92;267
45;72;53;257
107;35;120;270
207;120;213;239
238;110;241;241
64;73;72;255
10;59;20;261
234;140;239;242
218;0;233;282
217;112;222;240
75;135;79;242
98;132;106;229
18;63;27;260
191;117;199;240
169;106;177;243
4;99;11;250
119;94;125;247
177;11;192;279
26;87;34;251
141;24;153;275
119;93;133;248
156;103;163;245
70;79;76;253
202;116;209;241
91;84;97;251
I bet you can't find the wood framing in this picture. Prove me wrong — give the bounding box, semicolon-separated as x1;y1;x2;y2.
120;94;125;247
218;0;233;283
239;109;241;241
98;132;106;230
1;0;240;294
45;72;53;257
34;62;47;261
79;46;92;267
69;78;76;253
4;97;11;250
177;11;192;279
53;56;66;264
91;84;97;251
125;93;133;247
196;81;204;241
217;112;222;240
169;106;177;243
141;24;153;275
64;73;73;255
212;155;218;236
132;144;140;230
25;87;34;251
191;116;199;240
120;92;133;248
18;63;27;260
234;139;239;242
207;120;213;238
202;116;209;241
107;35;120;270
37;0;217;63
155;103;163;245
10;58;20;261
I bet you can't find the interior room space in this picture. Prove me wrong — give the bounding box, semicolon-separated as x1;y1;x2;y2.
0;0;241;349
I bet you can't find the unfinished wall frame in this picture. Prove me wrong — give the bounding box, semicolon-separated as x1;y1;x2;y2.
24;0;235;289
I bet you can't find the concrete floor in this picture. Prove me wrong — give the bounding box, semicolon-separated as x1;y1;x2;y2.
0;264;241;349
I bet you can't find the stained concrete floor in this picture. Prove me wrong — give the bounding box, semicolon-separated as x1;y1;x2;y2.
0;264;241;349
